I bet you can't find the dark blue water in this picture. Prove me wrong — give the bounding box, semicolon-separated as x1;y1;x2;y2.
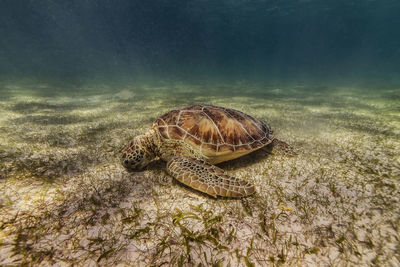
1;0;399;86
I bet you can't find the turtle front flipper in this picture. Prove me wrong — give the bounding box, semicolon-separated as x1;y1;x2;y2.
166;157;255;198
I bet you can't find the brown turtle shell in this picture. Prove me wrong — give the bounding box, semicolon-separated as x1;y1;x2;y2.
153;105;274;163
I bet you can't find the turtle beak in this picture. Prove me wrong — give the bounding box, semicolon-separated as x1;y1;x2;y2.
122;159;130;169
121;158;145;172
121;152;129;168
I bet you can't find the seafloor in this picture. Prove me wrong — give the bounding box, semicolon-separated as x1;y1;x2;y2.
0;80;399;266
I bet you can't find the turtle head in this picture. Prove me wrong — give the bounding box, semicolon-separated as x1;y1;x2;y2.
121;135;154;171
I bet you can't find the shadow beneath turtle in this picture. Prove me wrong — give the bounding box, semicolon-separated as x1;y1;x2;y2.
143;159;166;171
142;147;273;174
218;145;274;170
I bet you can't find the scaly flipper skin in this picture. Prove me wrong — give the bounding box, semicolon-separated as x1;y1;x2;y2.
270;138;297;156
166;156;255;198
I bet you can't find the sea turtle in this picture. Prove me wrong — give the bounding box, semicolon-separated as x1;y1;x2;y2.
121;105;291;198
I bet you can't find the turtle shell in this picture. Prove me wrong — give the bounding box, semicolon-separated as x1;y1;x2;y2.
153;105;274;163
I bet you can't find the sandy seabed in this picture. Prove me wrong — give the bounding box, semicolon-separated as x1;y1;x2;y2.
0;81;399;266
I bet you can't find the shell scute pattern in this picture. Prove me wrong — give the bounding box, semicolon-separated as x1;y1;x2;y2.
163;109;180;125
168;126;185;139
158;125;168;139
223;108;267;142
154;105;273;156
178;110;223;144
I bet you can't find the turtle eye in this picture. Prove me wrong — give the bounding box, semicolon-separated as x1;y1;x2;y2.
124;159;129;165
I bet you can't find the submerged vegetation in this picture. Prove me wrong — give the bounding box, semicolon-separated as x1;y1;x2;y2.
0;81;399;266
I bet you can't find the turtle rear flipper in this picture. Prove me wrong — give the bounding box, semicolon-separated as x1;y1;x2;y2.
167;157;255;198
267;139;297;156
